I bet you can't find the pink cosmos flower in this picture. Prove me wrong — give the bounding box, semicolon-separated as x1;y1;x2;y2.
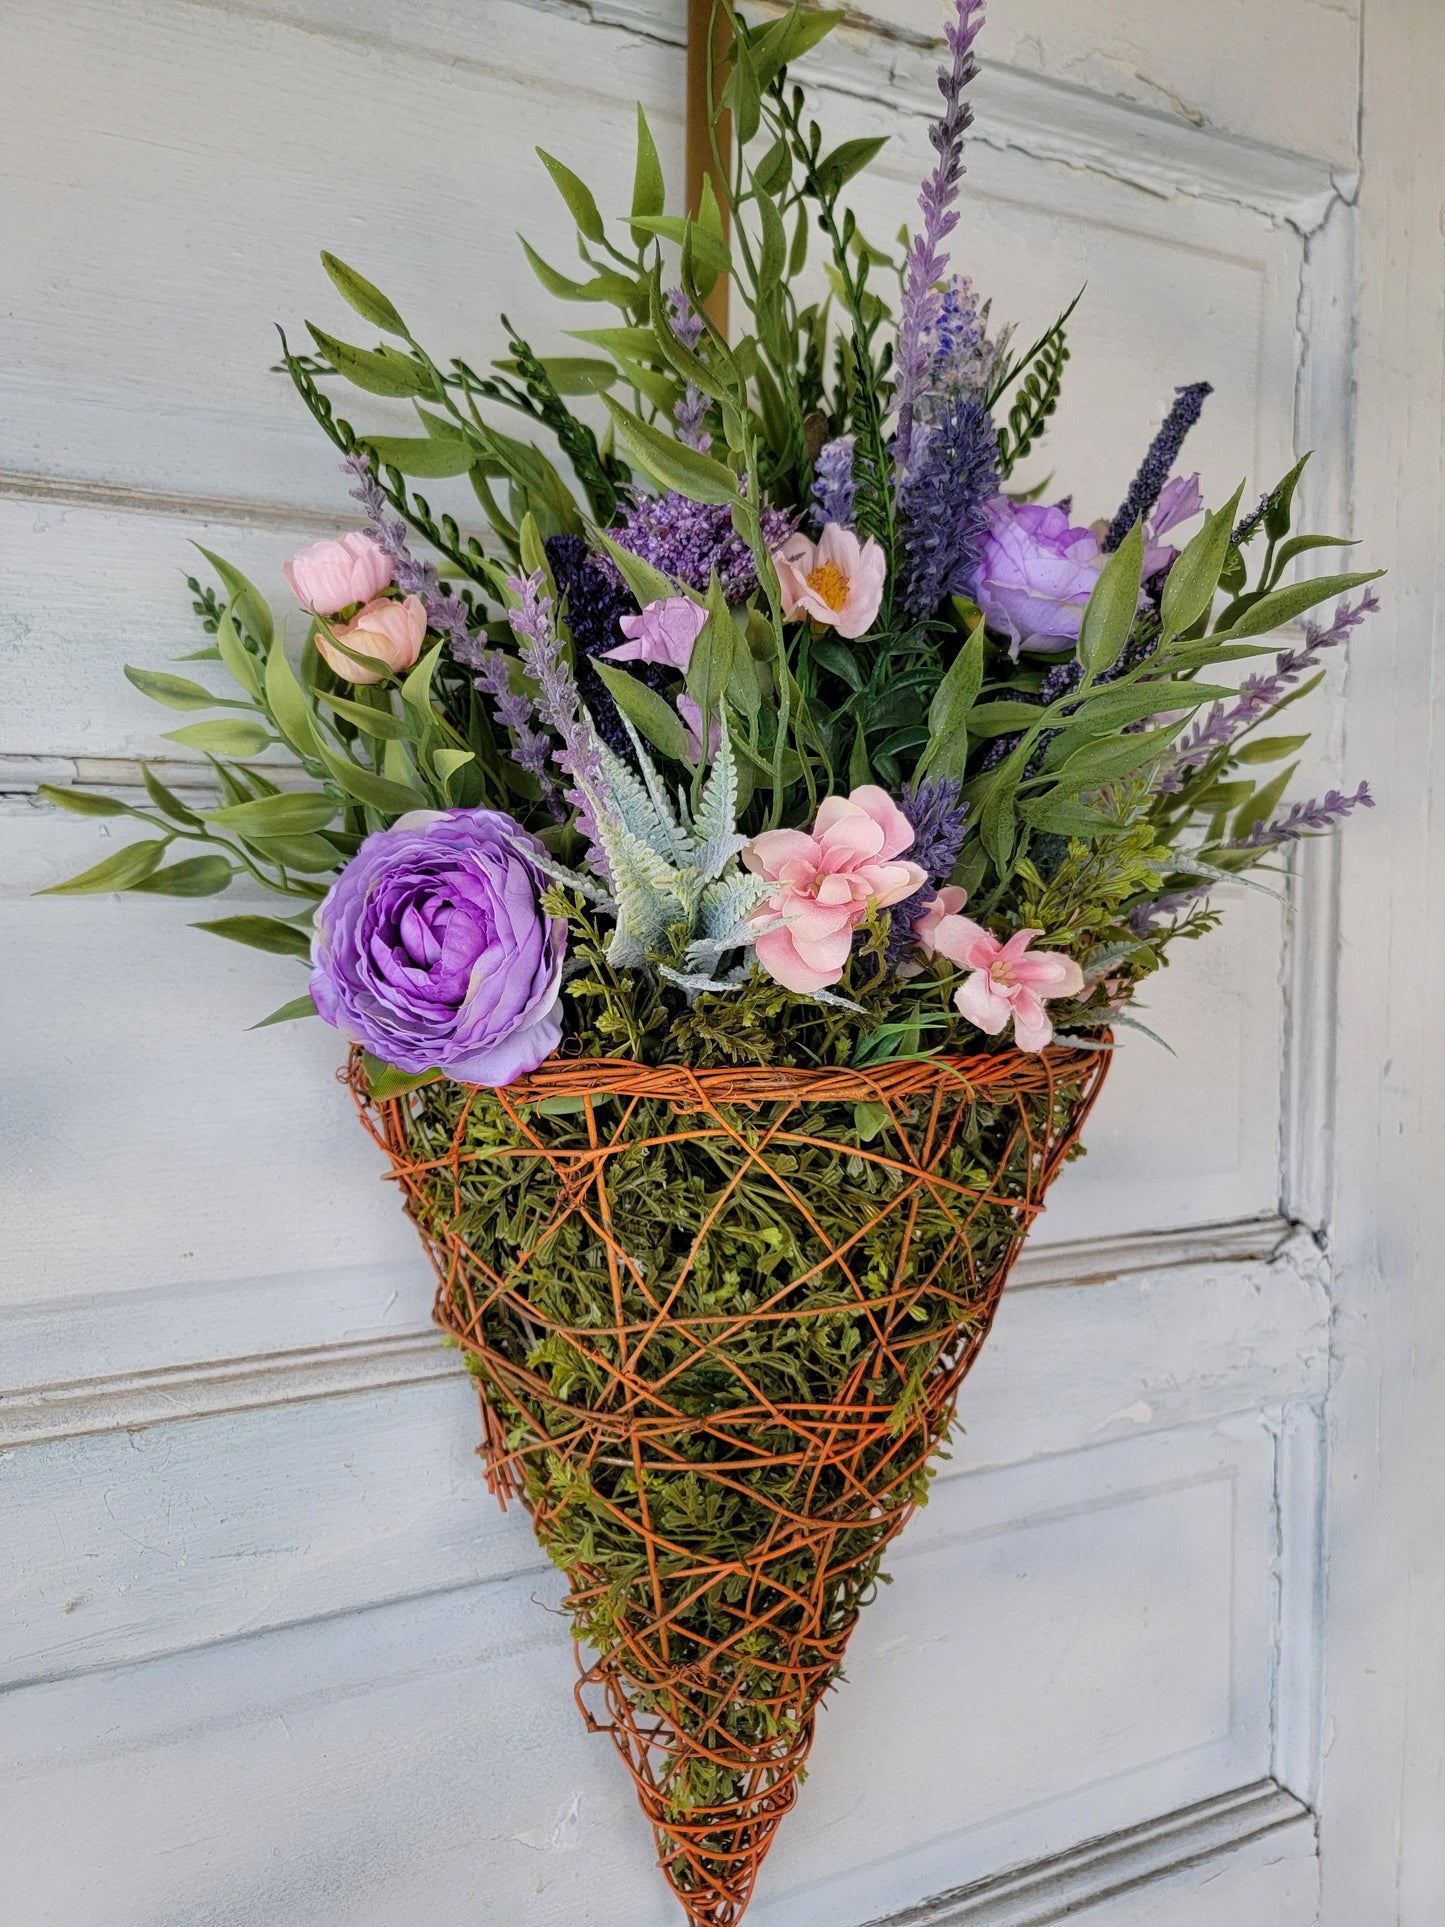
604;595;708;671
743;786;927;994
770;524;887;640
896;885;969;978
283;532;393;617
317;593;427;685
926;917;1085;1053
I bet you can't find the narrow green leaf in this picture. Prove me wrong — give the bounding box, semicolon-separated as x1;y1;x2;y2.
163;718;273;758
1211;569;1384;642
37;785;130;818
306;324;437;398
494;355;617;395
215;604;263;701
193;547;274;648
364;430;475;476
203;791;339;836
686;574;738;717
1159;487;1244;641
319;251;407;336
630;105;665;244
594;663;692;763
38;838;167;895
1078;520;1143;676
124;665;244;712
1265;454;1311;540
319;691;408;739
1232;761;1298;843
920;622;985;778
193;915;314;959
141;764;204;827
629;215;732;283
601;394;738;504
537;148;605;242
265;638;323;759
251;992;319;1029
362;1051;443;1099
1047;722;1181;794
1018;794;1118;836
129;854;236;896
1232;733;1311;765
244;831;346;873
317;742;428;814
751;6;845;88
813;136;888;197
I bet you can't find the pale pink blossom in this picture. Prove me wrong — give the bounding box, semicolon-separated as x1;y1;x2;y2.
604;595;708;671
743;786;926;994
929;918;1084;1053
676;693;718;764
283;531;393;616
770;523;887;639
317;594;427;685
897;885;968;978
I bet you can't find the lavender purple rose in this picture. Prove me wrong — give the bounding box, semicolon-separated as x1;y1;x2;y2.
310;808;566;1085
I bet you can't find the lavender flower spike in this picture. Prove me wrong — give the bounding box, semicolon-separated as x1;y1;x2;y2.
812;435;857;529
667;288;712;453
505;570;612;882
1241;781;1374;849
893;0;987;477
473;649;565;820
342;451;474;657
897;393;999;619
1103;383;1213;552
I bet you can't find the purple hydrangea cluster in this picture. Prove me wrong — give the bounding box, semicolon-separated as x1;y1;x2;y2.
600;489;792;603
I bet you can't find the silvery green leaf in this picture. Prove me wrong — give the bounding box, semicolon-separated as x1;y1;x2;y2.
802;985;866;1014
691;724;744;880
657;964;748;999
520;842;612;906
596;733;688;864
697;872;769;942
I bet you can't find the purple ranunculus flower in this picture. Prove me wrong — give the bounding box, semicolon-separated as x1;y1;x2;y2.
970;498;1106;655
310;808;566;1087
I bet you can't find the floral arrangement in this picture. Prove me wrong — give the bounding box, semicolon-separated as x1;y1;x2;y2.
44;4;1379;1921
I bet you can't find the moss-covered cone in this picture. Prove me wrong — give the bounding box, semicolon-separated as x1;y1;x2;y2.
355;1049;1108;1927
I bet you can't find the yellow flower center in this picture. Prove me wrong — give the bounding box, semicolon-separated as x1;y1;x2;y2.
805;559;850;611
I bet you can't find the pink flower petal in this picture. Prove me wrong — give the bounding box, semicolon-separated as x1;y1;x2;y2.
954;970;1013;1035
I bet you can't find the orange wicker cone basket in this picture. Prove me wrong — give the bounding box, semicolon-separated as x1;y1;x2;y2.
352;1040;1109;1926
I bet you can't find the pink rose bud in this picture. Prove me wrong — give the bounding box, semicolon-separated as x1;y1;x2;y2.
317;594;428;685
283;532;394;617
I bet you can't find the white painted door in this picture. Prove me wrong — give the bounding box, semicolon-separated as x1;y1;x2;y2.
3;3;1439;1923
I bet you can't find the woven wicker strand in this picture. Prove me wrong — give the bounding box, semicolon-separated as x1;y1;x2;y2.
351;1043;1110;1926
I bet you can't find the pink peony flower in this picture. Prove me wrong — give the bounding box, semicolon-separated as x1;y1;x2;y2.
604;594;709;671
927;917;1085;1053
317;593;427;685
770;523;887;640
284;532;394;617
896;885;969;978
743;786;927;994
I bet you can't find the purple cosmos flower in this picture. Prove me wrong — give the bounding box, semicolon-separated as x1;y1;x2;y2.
970;497;1106;653
310;808;566;1086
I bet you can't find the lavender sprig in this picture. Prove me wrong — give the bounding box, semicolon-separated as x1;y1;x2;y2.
884;778;969;969
1161;591;1379;788
472;649;565;820
893;0;987;477
667;288;712;453
1103;383;1213;553
812;435;857;529
342;452;473;656
897;393;999;619
505;570;612;881
1239;781;1373;848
